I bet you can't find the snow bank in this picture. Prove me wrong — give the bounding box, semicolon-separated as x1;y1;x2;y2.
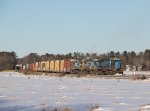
0;72;150;111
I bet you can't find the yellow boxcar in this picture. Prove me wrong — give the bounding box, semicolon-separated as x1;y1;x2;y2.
45;61;50;72
55;60;60;72
60;60;64;72
38;62;41;71
50;61;55;72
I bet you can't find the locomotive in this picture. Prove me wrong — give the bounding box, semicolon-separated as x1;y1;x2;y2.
81;58;123;74
19;58;123;75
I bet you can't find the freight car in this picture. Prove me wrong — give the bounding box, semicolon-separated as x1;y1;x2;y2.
20;58;123;75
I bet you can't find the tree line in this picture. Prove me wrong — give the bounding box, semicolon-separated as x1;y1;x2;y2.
0;51;17;71
0;49;150;71
18;49;150;71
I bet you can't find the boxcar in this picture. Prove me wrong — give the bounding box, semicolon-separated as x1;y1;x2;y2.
55;60;60;72
35;62;38;71
45;61;50;72
50;61;55;72
41;61;46;72
64;59;71;73
60;60;64;72
31;63;35;71
37;62;41;71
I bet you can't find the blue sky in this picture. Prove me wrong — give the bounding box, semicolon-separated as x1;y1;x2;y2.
0;0;150;57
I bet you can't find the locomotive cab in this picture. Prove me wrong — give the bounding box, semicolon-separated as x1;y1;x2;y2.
113;59;123;74
113;59;122;70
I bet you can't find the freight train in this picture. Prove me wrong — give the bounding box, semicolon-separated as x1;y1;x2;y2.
17;58;123;75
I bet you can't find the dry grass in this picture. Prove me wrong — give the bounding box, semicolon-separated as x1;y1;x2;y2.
41;106;72;111
1;70;16;72
132;75;147;80
56;73;67;77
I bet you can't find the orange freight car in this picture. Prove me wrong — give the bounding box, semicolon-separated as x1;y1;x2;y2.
64;59;72;73
28;63;34;71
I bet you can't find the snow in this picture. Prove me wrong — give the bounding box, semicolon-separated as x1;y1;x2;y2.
0;72;150;111
140;104;150;111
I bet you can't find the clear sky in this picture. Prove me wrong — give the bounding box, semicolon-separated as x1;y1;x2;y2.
0;0;150;57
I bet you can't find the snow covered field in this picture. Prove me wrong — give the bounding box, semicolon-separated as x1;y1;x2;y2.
0;72;150;111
